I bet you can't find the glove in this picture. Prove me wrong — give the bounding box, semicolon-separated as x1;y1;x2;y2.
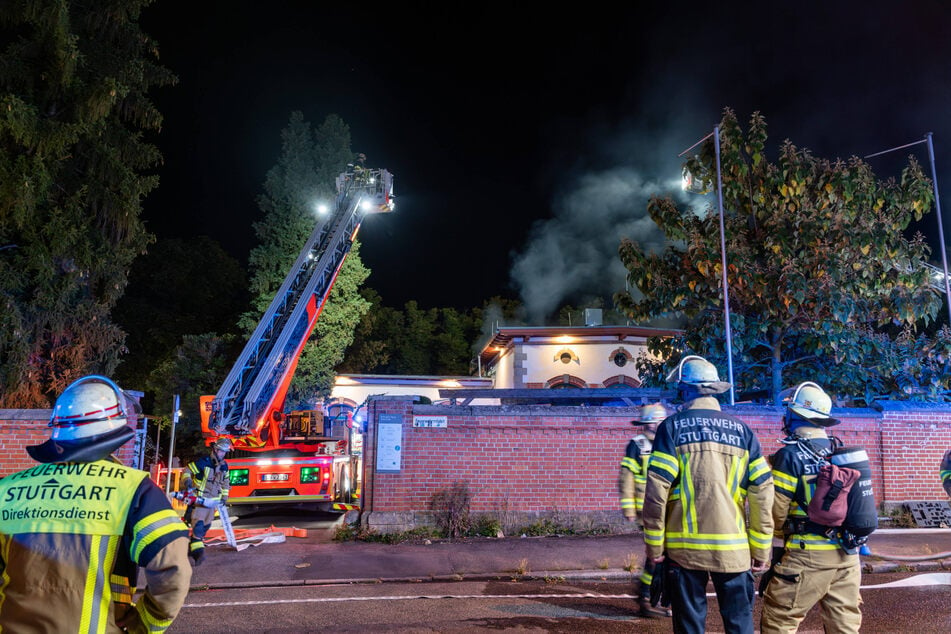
649;558;670;608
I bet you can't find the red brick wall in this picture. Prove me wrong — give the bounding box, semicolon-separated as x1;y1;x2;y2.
363;398;951;516
1;410;139;477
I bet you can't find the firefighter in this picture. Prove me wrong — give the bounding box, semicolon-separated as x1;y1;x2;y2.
641;355;774;634
183;436;232;565
619;402;671;618
941;447;951;498
0;375;191;632
760;382;864;634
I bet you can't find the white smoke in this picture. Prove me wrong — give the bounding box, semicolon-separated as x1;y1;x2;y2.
511;161;708;323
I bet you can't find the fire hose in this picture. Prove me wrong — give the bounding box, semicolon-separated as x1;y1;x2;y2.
169;491;237;548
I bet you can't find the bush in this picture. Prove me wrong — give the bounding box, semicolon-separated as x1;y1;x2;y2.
430;481;472;538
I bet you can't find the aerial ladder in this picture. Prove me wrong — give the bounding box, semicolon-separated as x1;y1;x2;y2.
198;164;393;510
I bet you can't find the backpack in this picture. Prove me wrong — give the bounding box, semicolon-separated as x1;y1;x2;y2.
794;436;878;551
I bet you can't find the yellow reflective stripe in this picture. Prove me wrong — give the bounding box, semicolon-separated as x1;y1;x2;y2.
728;456;741;506
132;508;186;561
649;451;679;478
748;529;771;549
640;569;653;585
634;498;644;511
621;456;639;473
620;498;635;509
749;456;770;482
644;528;665;546
664;531;750;550
788;534;840;550
681;456;697;533
136;599;174;632
111;573;134;604
773;469;796;493
190;540;204;552
80;534;117;634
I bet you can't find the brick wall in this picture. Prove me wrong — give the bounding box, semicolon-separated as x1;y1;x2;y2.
6;398;950;532
1;409;139;477
361;397;951;532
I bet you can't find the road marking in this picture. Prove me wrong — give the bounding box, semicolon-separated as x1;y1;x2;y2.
860;573;951;588
184;593;638;608
183;572;951;609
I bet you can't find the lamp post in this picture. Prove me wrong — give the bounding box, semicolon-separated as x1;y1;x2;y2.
164;394;181;495
865;133;951;320
680;126;736;405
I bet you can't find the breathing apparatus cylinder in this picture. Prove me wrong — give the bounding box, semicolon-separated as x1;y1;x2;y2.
829;446;878;538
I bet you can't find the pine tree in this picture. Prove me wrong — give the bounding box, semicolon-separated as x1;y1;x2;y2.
241;111;370;407
0;1;175;406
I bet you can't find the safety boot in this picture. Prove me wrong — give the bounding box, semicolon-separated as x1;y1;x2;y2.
639;597;671;619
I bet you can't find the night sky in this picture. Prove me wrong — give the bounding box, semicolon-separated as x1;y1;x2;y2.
140;2;951;321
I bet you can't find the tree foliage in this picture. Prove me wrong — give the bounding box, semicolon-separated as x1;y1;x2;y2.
144;333;238;465
340;295;498;376
112;236;248;405
616;108;942;404
0;1;175;406
241;111;370;408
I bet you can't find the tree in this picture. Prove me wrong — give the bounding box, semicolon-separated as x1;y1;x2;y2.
240;111;370;407
112;236;248;402
616;108;940;404
144;333;238;464
0;1;175;406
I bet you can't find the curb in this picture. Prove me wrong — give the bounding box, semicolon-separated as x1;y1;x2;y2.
189;568;638;592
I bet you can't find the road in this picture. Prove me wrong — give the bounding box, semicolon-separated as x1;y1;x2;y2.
169;572;951;633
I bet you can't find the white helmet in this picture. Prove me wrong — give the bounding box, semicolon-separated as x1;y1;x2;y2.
213;437;233;453
666;355;731;395
634;403;668;424
49;375;130;440
785;381;838;427
28;375;137;463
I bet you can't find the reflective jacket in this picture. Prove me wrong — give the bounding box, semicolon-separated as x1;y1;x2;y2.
184;453;230;527
941;448;951;498
642;397;774;572
619;434;652;519
184;454;229;501
770;426;854;552
0;457;191;633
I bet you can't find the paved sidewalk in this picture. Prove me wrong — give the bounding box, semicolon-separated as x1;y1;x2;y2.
188;528;951;590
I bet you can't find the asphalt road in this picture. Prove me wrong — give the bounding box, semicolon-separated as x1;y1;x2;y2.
169;572;951;633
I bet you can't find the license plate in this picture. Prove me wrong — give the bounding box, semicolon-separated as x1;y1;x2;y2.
261;473;289;482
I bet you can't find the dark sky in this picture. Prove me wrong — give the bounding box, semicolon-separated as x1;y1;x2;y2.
140;1;951;320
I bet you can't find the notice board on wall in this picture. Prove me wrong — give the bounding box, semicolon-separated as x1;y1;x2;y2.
376;413;403;473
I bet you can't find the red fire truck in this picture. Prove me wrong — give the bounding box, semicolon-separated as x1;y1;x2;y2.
199;164;393;513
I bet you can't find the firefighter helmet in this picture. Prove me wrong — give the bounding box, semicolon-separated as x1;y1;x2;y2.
27;375;136;463
784;381;838;427
213;437;233;453
665;355;731;395
632;403;667;425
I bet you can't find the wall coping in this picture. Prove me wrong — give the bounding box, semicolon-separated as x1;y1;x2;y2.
0;409;51;421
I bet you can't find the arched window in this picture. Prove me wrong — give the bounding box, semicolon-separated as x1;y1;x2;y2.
602;375;641;388
545;374;587;389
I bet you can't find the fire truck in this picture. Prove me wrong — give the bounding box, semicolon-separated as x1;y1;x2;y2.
199;164;394;513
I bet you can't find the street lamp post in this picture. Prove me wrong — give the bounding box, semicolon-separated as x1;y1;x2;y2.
680;126;736;405
865;133;951;320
